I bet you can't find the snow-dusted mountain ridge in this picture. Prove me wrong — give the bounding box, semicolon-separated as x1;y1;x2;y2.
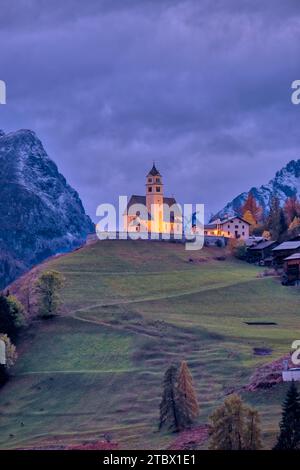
0;129;93;288
212;159;300;221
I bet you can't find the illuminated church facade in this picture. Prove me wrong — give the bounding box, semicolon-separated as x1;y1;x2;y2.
123;164;183;235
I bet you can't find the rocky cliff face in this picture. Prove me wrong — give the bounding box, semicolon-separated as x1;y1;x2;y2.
0;129;94;288
212;159;300;221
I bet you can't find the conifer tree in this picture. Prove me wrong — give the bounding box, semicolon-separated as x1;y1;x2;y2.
267;195;281;239
279;208;288;235
284;197;300;225
159;364;180;432
274;381;300;450
176;361;199;428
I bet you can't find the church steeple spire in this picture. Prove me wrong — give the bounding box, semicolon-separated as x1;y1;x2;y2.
147;163;161;177
146;163;164;232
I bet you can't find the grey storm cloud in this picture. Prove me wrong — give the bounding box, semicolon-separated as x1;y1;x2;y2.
1;0;300;221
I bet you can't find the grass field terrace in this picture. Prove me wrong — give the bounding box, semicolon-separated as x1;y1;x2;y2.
0;239;299;449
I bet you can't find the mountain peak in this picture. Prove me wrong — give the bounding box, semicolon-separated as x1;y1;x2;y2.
212;159;300;221
0;129;94;288
277;159;300;178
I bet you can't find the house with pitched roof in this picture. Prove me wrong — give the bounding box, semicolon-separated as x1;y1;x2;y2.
123;164;183;235
283;253;300;283
272;241;300;265
203;216;250;240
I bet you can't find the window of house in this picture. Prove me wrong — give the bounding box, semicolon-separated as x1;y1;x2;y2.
235;225;238;229
148;187;152;192
156;178;160;183
228;231;230;235
148;178;152;183
156;187;160;192
242;225;244;229
242;232;245;236
228;225;230;228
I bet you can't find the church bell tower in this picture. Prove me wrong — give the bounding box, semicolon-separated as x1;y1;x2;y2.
146;164;163;233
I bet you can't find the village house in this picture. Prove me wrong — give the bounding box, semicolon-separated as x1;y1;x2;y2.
123;164;183;236
247;240;277;265
283;253;300;284
204;216;250;240
272;241;300;266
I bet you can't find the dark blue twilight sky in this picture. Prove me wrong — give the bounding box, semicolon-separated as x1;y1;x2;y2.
0;0;300;221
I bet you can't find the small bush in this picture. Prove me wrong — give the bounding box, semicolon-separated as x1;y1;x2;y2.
0;294;25;338
229;239;247;260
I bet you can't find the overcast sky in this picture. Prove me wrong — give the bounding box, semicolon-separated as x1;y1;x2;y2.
1;0;300;221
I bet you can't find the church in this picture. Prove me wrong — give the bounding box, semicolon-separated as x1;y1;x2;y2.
123;164;183;236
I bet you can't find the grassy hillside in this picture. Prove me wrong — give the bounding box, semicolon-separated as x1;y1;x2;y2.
0;240;299;449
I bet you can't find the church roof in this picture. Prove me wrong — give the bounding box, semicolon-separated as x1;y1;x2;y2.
126;195;180;222
147;164;161;176
127;195;177;208
127;195;146;207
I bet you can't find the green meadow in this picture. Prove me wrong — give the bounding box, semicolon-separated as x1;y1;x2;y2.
0;240;299;449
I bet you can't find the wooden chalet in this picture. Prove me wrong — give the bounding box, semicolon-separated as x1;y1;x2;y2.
272;241;300;266
284;253;300;283
248;240;277;265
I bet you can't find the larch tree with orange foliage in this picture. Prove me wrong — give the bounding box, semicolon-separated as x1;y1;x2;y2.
176;361;199;428
284;197;300;226
243;210;257;227
289;216;300;232
241;192;263;225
